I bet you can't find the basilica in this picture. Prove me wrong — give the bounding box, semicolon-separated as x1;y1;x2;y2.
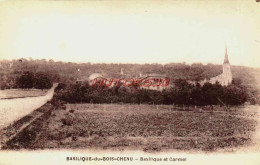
200;46;232;86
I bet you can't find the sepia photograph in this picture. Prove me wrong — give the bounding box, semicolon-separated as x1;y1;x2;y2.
0;0;260;164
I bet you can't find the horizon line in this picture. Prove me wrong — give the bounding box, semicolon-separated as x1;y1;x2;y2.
0;57;259;69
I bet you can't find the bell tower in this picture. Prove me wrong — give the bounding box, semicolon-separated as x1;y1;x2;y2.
222;45;232;86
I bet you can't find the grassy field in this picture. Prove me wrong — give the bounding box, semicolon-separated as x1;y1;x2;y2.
9;103;254;152
0;89;47;99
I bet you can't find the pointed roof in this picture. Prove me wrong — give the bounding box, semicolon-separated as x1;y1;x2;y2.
224;44;230;64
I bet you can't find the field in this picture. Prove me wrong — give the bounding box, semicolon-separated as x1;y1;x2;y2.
6;103;257;152
0;89;47;99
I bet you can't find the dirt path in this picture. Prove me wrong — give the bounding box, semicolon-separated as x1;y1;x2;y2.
0;83;57;130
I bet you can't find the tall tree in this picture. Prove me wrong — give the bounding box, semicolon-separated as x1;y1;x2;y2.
16;71;34;89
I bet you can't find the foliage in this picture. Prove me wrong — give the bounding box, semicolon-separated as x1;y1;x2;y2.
16;71;34;89
15;71;52;89
54;79;248;106
34;72;52;89
0;59;259;103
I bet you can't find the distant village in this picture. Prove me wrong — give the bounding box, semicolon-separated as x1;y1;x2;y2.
76;46;232;91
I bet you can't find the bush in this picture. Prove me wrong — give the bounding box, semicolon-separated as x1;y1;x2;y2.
16;71;52;89
61;118;73;126
16;71;34;89
69;109;75;113
34;72;52;89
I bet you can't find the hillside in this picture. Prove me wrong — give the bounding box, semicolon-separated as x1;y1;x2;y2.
0;59;258;87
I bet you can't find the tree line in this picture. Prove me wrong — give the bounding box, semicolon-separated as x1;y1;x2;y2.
54;79;248;106
0;59;259;104
1;58;258;87
1;71;53;89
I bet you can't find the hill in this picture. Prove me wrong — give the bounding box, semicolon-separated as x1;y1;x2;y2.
0;59;259;104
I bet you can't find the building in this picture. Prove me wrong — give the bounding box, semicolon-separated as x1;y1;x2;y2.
139;73;170;91
76;73;105;86
88;73;106;86
200;45;232;86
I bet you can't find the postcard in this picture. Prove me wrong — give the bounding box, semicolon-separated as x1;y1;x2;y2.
0;0;260;164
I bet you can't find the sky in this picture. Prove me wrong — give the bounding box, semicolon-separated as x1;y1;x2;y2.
0;0;260;67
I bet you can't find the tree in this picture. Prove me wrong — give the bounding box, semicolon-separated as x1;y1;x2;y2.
16;71;34;89
34;72;52;89
221;84;247;105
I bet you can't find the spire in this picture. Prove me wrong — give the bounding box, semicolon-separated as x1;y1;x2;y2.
224;44;229;64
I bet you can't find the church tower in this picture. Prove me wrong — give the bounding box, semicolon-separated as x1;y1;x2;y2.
222;45;232;86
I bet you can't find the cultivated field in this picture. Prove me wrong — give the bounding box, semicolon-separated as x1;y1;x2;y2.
6;104;257;152
0;89;47;99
